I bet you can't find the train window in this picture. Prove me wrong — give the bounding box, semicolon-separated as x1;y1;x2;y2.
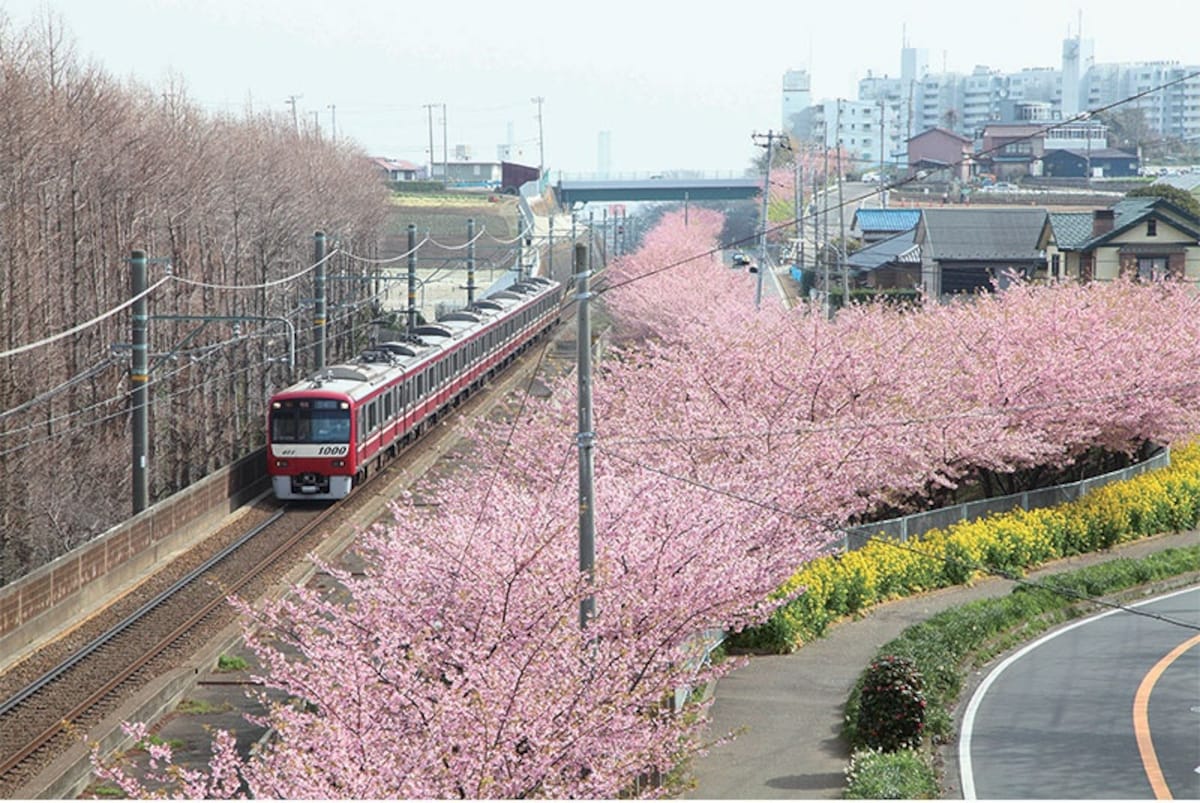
368;401;378;433
416;373;424;399
383;390;393;421
358;408;367;444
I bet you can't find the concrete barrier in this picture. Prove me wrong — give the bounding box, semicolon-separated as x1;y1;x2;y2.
0;449;269;672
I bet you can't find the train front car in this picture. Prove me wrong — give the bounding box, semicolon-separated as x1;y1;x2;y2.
267;391;355;500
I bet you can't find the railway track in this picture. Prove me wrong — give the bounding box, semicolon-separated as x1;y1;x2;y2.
0;314;579;798
0;502;336;795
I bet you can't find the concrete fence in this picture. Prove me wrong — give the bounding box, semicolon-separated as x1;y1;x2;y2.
0;449;269;670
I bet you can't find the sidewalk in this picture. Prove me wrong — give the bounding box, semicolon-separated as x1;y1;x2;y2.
683;529;1199;799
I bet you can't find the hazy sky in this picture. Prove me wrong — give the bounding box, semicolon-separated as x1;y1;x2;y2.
3;0;1197;176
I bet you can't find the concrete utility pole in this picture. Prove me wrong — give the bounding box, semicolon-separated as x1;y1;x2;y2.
285;94;301;134
314;231;327;370
130;250;148;515
328;104;337;141
836;115;849;301
441;103;448;187
575;241;595;629
407;224;418;331
423;103;438;180
466;218;476;305
752;130;791;308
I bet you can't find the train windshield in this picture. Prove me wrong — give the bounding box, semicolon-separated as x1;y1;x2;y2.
271;398;351;444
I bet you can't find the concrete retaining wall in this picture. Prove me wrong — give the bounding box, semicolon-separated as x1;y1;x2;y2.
0;449;268;671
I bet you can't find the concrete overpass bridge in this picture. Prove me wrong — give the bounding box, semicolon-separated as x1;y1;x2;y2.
555;176;762;206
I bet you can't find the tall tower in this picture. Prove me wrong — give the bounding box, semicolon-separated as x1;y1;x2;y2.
900;44;928;140
597;130;612;179
782;69;812;137
1061;31;1094;118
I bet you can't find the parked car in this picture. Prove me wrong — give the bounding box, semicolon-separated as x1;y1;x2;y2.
983;181;1019;192
731;252;752;267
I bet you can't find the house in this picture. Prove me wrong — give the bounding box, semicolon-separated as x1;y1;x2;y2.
434;160;504;189
906;128;972;183
1041;148;1139;179
916;208;1048;296
1038;197;1200;282
975;123;1044;180
846;228;921;289
851;208;922;244
372;157;422;182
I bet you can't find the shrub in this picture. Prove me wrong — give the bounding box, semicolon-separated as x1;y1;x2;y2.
854;655;926;752
843;747;938;799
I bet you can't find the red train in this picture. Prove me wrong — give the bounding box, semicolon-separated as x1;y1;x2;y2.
267;276;562;500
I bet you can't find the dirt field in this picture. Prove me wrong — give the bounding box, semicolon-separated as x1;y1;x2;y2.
380;193;525;321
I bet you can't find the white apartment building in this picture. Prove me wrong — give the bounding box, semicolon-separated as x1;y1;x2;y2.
785;35;1200;154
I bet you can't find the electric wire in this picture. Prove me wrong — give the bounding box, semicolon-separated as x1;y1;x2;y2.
598;445;1200;633
599;377;1200;449
0;275;172;361
597;70;1200;296
170;247;342;291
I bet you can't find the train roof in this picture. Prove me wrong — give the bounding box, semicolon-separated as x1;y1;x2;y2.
270;275;560;403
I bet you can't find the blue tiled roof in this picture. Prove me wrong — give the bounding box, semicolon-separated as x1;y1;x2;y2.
1047;212;1094;249
852;209;921;233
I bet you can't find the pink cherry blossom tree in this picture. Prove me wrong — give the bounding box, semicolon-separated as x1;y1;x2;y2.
93;208;1200;798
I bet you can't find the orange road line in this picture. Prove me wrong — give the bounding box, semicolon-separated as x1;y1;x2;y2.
1133;632;1200;800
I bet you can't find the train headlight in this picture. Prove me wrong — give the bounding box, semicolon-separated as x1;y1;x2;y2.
275;460;289;468
331;460;345;467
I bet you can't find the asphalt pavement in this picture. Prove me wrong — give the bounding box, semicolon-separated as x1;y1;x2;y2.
684;529;1199;800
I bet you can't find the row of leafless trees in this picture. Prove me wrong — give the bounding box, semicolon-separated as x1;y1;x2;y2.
0;13;390;583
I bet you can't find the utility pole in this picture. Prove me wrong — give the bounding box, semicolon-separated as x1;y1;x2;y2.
285;94;301;134
441;103;448;188
130;250;149;515
423;103;437;180
407;224;418;331
575;241;595;629
531;95;545;178
466;218;476;305
314;231;327;370
879;98;886;176
752;130;791;308
328;104;337;141
836;108;849;302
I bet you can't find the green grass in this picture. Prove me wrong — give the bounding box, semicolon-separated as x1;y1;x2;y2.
840;544;1200;794
176;698;232;715
216;654;249;672
133;733;185;751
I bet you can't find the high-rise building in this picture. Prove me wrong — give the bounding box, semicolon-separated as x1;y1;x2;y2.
597;130;612;178
784;30;1199;152
782;69;812;137
1060;35;1094;117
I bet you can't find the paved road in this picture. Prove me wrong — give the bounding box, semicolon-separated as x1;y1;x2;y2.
961;585;1200;799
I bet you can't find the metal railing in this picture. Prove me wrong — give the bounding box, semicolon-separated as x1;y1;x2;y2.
840;446;1172;551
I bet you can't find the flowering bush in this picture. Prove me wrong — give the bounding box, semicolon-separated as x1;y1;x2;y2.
843;747;938;799
855;655;927;752
735;441;1200;652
